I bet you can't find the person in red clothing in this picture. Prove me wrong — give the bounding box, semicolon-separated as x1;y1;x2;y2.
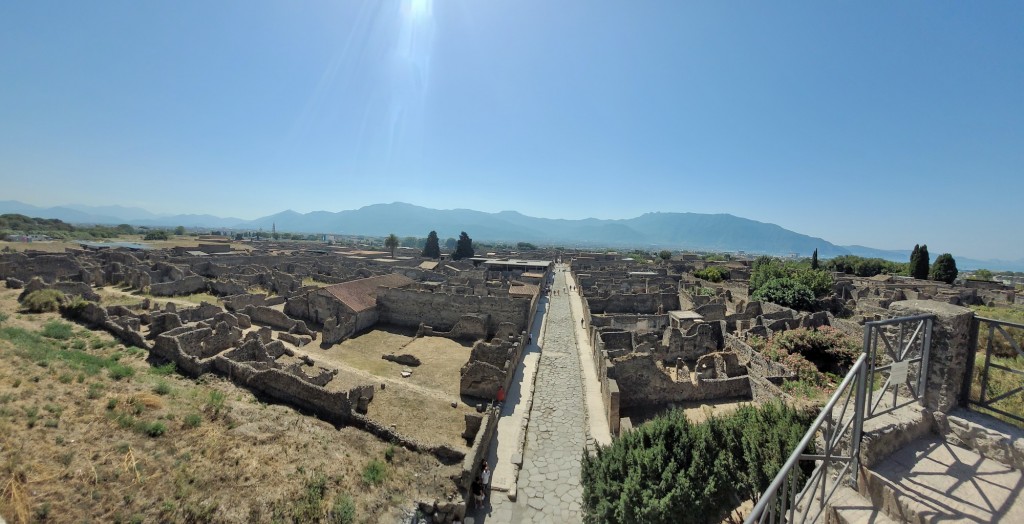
497;386;506;403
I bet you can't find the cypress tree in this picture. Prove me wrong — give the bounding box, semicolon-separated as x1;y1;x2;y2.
453;231;474;260
422;230;441;259
914;244;931;280
811;249;819;270
909;245;920;278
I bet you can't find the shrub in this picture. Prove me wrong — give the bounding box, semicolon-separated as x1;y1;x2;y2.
144;421;167;437
205;390;226;416
328;493;356;524
150;362;176;376
183;413;202;429
750;257;833;302
62;295;93;318
41;320;74;340
153;381;171;396
581;402;813;523
693;266;729;283
752;278;816;310
362;460;387;486
384;445;395;462
293;471;329;521
144;230;170;241
20;289;64;313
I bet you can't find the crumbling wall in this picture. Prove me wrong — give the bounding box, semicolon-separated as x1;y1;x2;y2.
378;288;531;336
148;275;209;297
418;314;489;341
610;353;751;408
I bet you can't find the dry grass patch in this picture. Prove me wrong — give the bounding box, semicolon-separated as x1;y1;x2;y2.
320;329;471;397
0;292;458;523
364;385;475;449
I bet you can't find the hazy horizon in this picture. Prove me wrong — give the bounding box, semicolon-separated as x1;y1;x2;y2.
2;2;1022;258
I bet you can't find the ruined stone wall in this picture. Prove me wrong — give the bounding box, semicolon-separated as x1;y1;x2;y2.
586;292;678;315
0;253;84;283
661;321;724;361
378;288;531;335
609;354;751;408
212;357;354;422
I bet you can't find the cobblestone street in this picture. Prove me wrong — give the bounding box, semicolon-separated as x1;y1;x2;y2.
477;266;589;523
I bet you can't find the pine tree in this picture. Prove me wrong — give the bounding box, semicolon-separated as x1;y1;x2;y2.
422;231;441;259
453;231;474;260
811;249;819;270
931;253;959;284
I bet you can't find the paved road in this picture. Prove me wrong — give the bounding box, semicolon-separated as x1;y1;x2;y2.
474;266;588;523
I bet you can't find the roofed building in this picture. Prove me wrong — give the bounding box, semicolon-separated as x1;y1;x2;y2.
294;274;416;341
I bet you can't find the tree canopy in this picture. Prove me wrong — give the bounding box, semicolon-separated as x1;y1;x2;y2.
749;256;832;310
910;244;930;279
384;233;399;258
931;253;958;284
581;402;812;523
453;232;474;260
973;268;994;281
422;231;441;259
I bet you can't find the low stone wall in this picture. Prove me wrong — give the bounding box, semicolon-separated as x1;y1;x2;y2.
418;314;489;341
212;356;354;423
149;275;209;297
459;406;499;491
610;353;751;408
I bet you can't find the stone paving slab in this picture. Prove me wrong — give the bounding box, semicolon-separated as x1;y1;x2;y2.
871;437;1024;522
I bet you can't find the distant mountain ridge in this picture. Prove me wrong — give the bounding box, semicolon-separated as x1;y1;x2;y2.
1;200;1020;271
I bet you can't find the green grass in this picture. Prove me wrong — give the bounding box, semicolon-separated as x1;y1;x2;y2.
328;493;356;524
183;413;202;429
205;390;226;416
153;381;172;396
292;471;329;522
969;352;1024;427
361;459;387;486
41;320;75;340
149;362;176;376
87;383;105;399
0;326;133;378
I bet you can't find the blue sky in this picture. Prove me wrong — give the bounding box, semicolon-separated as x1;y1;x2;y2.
1;1;1022;259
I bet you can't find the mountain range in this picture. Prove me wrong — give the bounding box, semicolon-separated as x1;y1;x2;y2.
2;200;1020;272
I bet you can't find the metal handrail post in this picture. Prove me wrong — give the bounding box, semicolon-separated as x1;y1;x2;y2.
850;356;867;490
961;316;980;404
919;317;933;400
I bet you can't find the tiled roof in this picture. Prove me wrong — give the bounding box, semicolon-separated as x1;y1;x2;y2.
319;273;415;313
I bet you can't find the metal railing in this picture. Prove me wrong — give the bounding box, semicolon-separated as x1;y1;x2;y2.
863;315;934;418
963;317;1024;426
745;314;934;524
